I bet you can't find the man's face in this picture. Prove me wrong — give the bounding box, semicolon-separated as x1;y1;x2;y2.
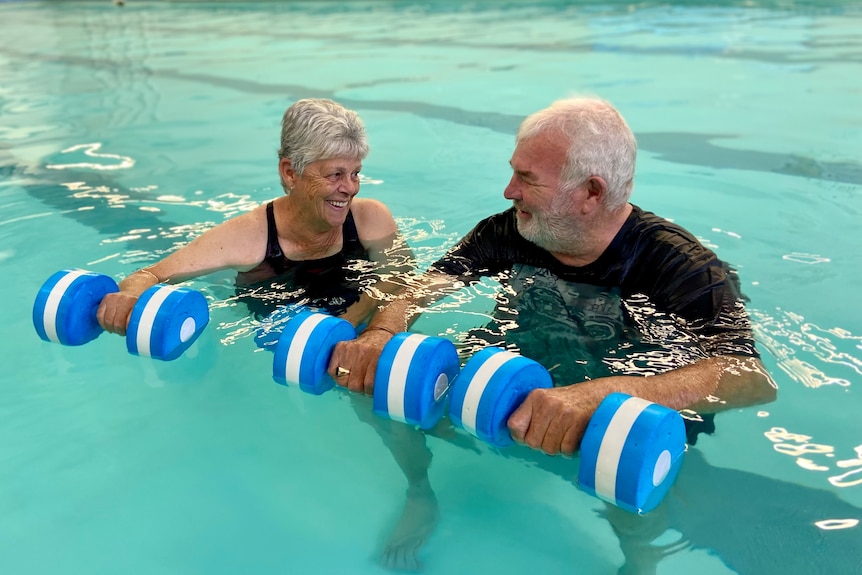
504;132;585;252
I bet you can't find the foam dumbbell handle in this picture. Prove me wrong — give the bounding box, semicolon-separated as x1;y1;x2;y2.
33;269;119;346
373;333;460;430
272;311;357;394
126;284;210;361
577;393;686;515
448;347;553;447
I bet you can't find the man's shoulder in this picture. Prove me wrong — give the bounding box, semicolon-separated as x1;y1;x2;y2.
626;205;714;259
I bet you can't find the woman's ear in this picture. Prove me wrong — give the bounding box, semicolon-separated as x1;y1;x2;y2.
279;158;296;192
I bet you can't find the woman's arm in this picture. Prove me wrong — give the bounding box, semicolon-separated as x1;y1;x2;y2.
97;207;268;335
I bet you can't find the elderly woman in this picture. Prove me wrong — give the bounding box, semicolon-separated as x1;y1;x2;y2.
97;98;402;333
96;99;434;571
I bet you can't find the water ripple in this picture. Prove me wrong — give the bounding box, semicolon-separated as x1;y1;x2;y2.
45;143;135;171
752;308;861;388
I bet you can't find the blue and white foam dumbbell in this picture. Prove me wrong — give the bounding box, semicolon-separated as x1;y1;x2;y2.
449;347;553;446
33;268;209;361
33;269;119;346
273;311;358;394
373;332;460;430
577;393;685;514
449;347;686;514
273;311;460;430
125;283;210;361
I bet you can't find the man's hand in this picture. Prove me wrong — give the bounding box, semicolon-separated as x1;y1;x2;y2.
507;384;606;456
328;328;394;394
96;292;138;336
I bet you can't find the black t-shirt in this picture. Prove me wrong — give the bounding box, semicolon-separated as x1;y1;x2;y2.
431;204;758;379
431;205;758;443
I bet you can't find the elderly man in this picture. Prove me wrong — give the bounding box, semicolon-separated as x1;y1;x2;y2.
330;96;776;456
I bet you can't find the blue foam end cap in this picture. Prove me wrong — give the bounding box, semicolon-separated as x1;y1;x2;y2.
373;334;459;430
272;312;355;394
32;270;118;346
450;347;552;447
126;286;210;361
577;393;686;515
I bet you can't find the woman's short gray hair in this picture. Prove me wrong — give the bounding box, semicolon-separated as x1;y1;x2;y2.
517;97;637;210
278;98;369;176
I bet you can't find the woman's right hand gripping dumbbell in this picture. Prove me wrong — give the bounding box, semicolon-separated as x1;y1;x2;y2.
97;268;161;336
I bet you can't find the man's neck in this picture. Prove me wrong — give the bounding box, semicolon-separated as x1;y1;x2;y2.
550;203;633;267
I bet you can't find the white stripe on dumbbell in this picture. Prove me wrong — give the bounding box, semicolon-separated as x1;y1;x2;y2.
42;269;88;343
592;395;653;505
386;333;428;424
135;285;181;357
461;350;520;438
283;314;328;386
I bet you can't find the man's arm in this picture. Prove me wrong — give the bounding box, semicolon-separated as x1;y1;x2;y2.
327;270;463;393
338;198;416;328
508;354;776;456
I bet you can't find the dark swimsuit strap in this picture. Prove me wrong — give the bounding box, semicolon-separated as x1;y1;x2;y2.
342;207;363;255
265;201;284;260
264;201;364;265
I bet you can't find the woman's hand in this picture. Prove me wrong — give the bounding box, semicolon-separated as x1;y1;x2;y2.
96;292;139;336
96;268;162;336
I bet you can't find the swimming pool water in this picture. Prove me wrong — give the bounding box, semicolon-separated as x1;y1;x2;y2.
1;1;861;574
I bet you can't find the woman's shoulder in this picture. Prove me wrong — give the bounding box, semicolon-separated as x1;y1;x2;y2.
350;197;397;246
220;201;269;234
351;197;392;216
350;197;396;227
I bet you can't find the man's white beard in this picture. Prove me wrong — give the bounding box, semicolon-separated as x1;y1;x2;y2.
516;206;587;256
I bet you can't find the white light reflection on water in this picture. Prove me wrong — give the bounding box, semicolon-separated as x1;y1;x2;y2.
815;519;860;531
752;308;862;388
710;226;742;239
765;427;862;490
45;143;135;171
782;252;832;265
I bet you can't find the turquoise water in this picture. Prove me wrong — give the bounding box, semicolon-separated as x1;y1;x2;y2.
1;1;861;574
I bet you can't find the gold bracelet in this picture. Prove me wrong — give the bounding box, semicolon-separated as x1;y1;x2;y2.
138;268;161;284
364;325;398;336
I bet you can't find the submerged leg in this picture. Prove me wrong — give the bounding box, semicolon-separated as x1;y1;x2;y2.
350;396;438;572
604;501;685;575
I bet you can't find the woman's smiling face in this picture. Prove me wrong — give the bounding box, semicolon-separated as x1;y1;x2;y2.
283;156;362;228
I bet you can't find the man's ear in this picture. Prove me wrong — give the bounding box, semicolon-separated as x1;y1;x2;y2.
582;176;608;213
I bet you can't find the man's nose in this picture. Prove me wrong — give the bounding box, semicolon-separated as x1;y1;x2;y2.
503;176;520;200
